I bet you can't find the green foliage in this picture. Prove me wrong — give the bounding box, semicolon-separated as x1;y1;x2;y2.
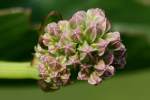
0;8;38;61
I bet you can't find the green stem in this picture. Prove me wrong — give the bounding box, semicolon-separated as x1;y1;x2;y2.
0;61;39;79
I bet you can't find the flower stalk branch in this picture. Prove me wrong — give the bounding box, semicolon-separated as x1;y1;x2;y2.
0;61;39;79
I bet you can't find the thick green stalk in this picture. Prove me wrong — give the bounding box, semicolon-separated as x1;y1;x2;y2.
0;61;39;79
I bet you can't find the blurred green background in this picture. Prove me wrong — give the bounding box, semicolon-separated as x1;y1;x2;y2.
0;0;150;100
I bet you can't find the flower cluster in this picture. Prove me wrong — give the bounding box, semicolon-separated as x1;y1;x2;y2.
35;8;126;91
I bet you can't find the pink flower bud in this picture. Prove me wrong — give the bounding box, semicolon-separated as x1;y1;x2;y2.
103;65;115;77
88;72;102;85
70;11;86;28
39;64;49;79
86;8;107;33
91;38;109;56
45;22;60;37
103;51;114;65
77;67;90;80
71;28;82;42
94;59;105;71
105;32;120;43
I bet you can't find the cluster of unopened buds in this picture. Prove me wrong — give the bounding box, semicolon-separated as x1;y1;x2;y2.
35;8;126;91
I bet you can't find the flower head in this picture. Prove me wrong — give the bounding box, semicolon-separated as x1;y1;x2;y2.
35;8;126;91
